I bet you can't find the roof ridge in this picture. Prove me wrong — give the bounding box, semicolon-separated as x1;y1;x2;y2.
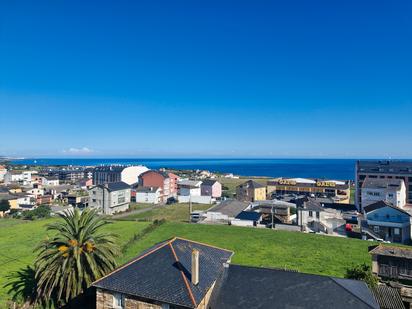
329;277;376;309
168;242;197;307
92;239;171;286
173;237;234;253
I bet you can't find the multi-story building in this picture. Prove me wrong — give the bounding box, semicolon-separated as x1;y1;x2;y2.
361;178;406;209
236;180;266;202
267;178;350;204
139;170;179;202
88;182;131;215
93;165;149;185
356;161;412;211
48;170;85;183
201;180;222;198
4;170;32;185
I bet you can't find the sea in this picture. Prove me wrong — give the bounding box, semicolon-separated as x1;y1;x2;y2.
10;158;357;180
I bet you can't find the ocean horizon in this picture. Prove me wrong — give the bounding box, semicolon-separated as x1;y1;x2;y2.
10;158;362;180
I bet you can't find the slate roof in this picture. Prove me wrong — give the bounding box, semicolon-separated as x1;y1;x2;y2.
135;186;160;193
93;237;233;308
208;199;249;218
235;211;262;221
369;244;412;259
362;178;404;190
209;264;379;309
363;200;410;216
371;285;404;309
103;181;130;192
238;180;264;189
201;179;218;186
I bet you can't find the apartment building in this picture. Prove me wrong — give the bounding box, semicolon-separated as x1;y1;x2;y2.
139;170;179;202
88;182;131;215
93;165;148;185
356;161;412;211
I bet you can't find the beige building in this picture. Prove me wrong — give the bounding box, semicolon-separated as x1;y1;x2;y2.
236;180;266;202
267;178;350;204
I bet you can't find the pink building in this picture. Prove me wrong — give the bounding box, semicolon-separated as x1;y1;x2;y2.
201;180;222;198
139;170;179;202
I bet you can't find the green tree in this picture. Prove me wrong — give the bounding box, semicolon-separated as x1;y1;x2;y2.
345;263;378;288
0;199;10;212
34;208;119;305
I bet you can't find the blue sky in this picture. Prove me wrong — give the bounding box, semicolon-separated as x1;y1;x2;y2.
0;0;411;158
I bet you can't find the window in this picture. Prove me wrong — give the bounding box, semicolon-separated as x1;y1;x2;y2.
309;211;313;217
394;228;400;235
92;199;96;203
316;212;320;219
113;293;124;309
93;191;96;195
373;226;380;233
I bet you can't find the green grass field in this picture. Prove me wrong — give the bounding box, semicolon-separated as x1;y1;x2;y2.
117;203;212;222
0;218;374;307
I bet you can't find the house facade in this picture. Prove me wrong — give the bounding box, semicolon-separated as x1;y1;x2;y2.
361;178;406;209
356;160;412;211
88;182;131;215
236;180;266;202
370;245;412;281
139;170;179;202
201;180;222;198
134;186;161;204
362;200;412;244
0;165;7;182
4;171;32;185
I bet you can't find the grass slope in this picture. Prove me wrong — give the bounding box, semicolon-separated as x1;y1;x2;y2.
117;203;212;222
0;218;149;307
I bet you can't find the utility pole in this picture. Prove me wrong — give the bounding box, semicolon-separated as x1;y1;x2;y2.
189;195;192;222
271;205;274;230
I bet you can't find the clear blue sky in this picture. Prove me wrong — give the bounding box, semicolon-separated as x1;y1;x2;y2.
0;0;411;158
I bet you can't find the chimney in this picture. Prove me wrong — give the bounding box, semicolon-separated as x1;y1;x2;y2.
191;249;199;285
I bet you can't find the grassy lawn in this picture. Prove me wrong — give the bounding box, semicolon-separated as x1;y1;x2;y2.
117;203;212;222
0;218;149;307
219;177;268;198
0;218;375;307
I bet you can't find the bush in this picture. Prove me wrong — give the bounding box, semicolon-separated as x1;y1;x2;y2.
0;200;10;212
22;205;51;220
345;263;378;288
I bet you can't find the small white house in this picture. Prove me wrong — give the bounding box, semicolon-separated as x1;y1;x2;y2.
134;186;161;204
178;180;202;196
42;176;60;186
361;178;406;209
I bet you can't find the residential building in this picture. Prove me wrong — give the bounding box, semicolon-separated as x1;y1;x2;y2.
179;180;202;196
67;194;89;208
49;169;86;183
134;186;161;204
201;180;222;198
202;199;250;223
362;200;412;244
36;195;53;205
4;170;32;185
93;237;378;309
361;178;406;209
267;177;350;204
356;160;412;211
236;180;266;202
88;182;131;215
0;165;7;182
93;165;149;185
41;176;60;186
139;170;179;202
370;244;412;281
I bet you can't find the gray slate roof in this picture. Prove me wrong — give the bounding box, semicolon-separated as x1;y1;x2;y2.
362;178;404;189
363;200;410;216
209;264;379;309
103;181;130;192
369;244;412;259
238;180;264;189
208;199;249;218
93;237;233;308
371;285;404;309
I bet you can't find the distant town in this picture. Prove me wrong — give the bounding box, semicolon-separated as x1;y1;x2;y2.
1;159;412;308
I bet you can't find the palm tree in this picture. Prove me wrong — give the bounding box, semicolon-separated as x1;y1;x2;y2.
34;208;119;305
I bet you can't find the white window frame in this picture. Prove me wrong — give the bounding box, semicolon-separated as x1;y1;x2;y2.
113;293;124;309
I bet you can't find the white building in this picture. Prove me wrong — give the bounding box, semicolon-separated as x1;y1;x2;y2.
88;182;131;215
0;165;7;182
134;186;161;204
178;180;202;196
4;171;32;185
41;176;60;186
361;178;406;209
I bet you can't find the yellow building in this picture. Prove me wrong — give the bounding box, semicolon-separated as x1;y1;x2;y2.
267;178;350;204
236;180;266;202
